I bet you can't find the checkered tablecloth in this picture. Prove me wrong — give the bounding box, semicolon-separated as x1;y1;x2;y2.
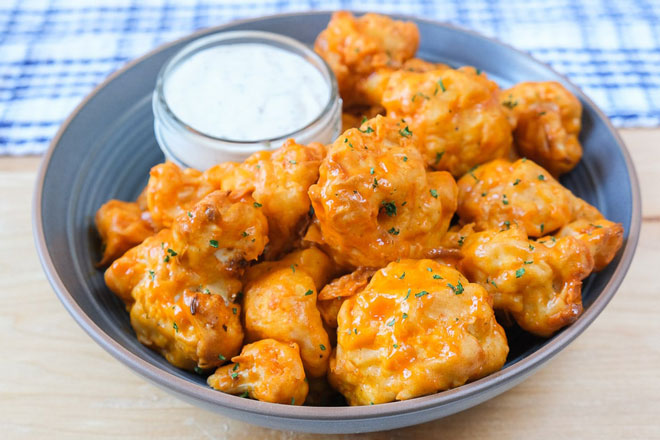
1;0;659;155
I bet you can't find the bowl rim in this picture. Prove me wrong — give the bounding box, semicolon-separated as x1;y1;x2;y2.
33;10;642;421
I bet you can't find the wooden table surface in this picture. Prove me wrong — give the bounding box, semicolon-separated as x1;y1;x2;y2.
1;129;659;439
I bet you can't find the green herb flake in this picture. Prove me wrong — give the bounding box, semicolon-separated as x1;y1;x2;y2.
399;126;413;137
289;160;297;165
430;189;438;198
149;270;155;281
253;202;263;208
427;267;433;272
218;354;226;361
524;260;534;265
304;289;314;296
502;194;509;205
513;178;521;186
399;272;406;279
320;344;326;351
194;366;204;375
516;268;525;278
435;151;445;164
458;236;465;246
240;391;250;398
414;290;430;298
381;200;397;216
490;279;498;288
538;174;545;181
403;156;408;162
233;363;239;371
232;307;237;315
167;248;177;256
529;244;535;251
372;178;379;188
481;191;488;197
231;372;238;379
404;288;411;300
448;280;464;295
290;264;296;273
173;322;179;332
590;223;604;229
393;344;399;348
163;255;170;263
388;227;400;235
187;211;193;218
386;318;396;327
204;288;211;295
402;313;408;320
476;68;482;75
241;231;249;237
291;397;296;405
438;78;446;92
370;167;375;175
209;240;219;248
540;223;545;234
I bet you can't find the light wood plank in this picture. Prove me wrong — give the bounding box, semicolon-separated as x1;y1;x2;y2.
1;129;658;439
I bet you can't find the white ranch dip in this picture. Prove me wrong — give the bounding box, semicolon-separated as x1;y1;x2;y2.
163;43;331;141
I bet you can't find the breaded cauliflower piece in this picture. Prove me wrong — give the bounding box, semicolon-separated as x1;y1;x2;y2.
243;262;331;378
308;115;457;268
556;218;624;271
105;191;270;371
329;260;508;405
314;11;419;106
95;199;154;266
207;339;308;405
459;227;594;337
382;68;513;177
458;158;585;237
217;139;326;259
503;81;582;176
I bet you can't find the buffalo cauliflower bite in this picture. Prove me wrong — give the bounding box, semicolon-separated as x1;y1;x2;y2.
556;218;624;271
217;139;326;259
242;260;331;378
381;68;513;177
459;227;594;337
503;81;583;176
314;11;419;106
95;199;155;266
308;115;458;268
208;339;308;405
104;191;270;370
329;260;508;405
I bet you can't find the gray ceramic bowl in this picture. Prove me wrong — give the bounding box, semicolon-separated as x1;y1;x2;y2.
33;11;641;434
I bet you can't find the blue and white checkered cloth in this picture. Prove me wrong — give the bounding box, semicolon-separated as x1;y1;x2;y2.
1;0;659;155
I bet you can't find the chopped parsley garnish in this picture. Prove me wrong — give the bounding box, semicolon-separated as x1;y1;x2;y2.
173;322;179;332
447;280;464;295
590;223;603;229
304;289;314;296
513;178;521;186
524;260;533;265
381;200;397;216
476;68;482;75
458;236;465;246
414;290;430;298
393;344;399;348
503;220;511;230
240;391;250;398
204;288;211;294
359;126;374;134
427;267;433;272
163;255;170;263
403;156;408;162
209;240;219;248
232;307;237;315
502;194;509;205
399;272;406;279
399;126;413;137
167;248;177;256
320;344;326;351
529;244;535;251
402;313;408;320
388;227;400;235
516;268;525;278
502;95;518;109
187;211;193;218
386;318;396;326
291;397;296;405
253;202;262;208
194;366;203;374
412;92;429;102
370;167;375;175
290;264;296;273
435;151;445;164
489;279;498;288
433;274;443;280
233;363;239;371
438;78;446;92
289;160;297;164
538;174;545;181
218;354;226;361
430;189;438;198
540;223;545;234
481;192;488;197
231;372;239;379
404;288;411;300
372;178;379;188
149;270;155;281
241;231;249;237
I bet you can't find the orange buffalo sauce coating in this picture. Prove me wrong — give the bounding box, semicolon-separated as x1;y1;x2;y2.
208;339;308;405
308;115;457;268
329;260;508;405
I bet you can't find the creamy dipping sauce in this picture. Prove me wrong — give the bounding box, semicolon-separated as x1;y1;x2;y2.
164;43;331;141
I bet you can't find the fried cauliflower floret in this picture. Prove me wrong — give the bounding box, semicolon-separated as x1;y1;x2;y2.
315;11;419;106
458;158;581;237
218;139;326;259
95;199;155;266
171;191;269;278
459;227;594;337
308;115;458;268
329;260;508;405
503;81;582;176
382;68;513;177
207;339;308;405
105;230;244;370
104;191;271;371
243;265;331;378
146;162;219;229
317;267;375;329
557;218;624;271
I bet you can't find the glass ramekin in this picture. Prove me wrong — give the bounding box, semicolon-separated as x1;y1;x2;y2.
152;30;341;170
